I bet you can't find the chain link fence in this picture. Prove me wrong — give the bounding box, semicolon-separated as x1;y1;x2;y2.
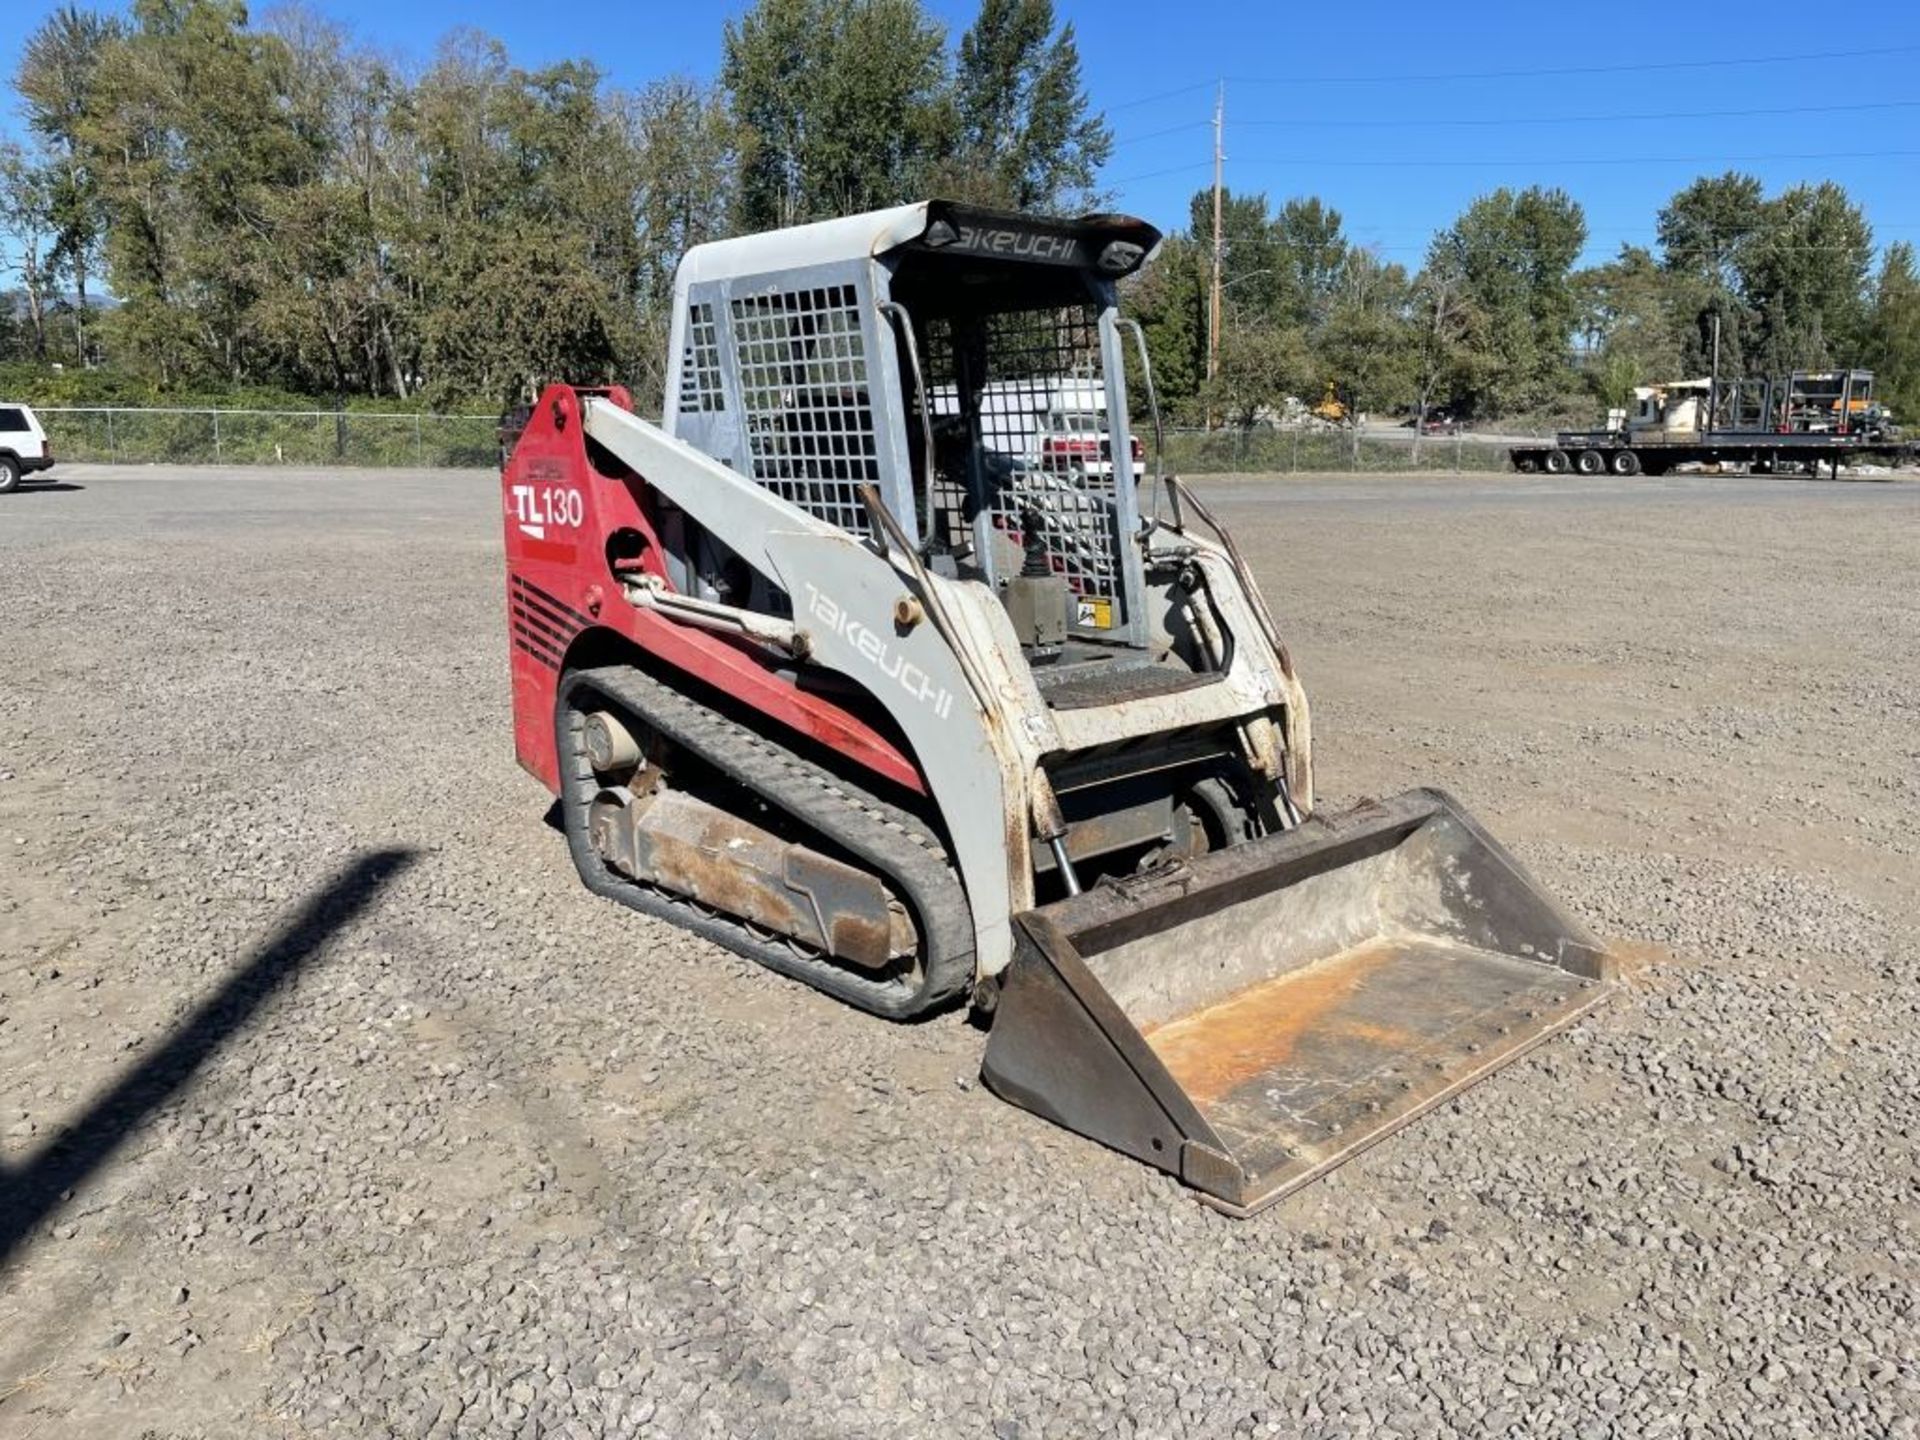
1159;426;1538;475
36;406;500;468
31;407;1540;476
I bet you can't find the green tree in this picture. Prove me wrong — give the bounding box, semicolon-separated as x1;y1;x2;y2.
1319;250;1415;438
950;0;1109;210
1188;187;1283;320
1121;233;1206;424
1406;266;1489;434
1575;244;1686;405
630;78;736;307
0;289;23;362
405;34;644;403
1427;186;1586;416
1656;171;1766;375
1270;196;1347;331
626;77;737;401
1744;182;1872;374
47;4;670;402
1865;242;1920;424
722;0;952;230
73;0;329;384
0;146;59;360
1657;173;1876;380
1201;317;1310;428
18;5;119;364
1142;189;1357;426
246;9;395;395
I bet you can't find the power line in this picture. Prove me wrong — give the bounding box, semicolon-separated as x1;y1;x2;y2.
1110;119;1212;148
1226;98;1920;132
1224;42;1920;86
1348;240;1909;257
1241;147;1920;170
1103;81;1218;114
1109;160;1221;185
1325;221;1920;239
1099;43;1920;117
1109;98;1920;152
1108;149;1920;184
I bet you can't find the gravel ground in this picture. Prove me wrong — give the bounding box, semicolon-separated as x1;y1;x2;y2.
2;463;1916;1438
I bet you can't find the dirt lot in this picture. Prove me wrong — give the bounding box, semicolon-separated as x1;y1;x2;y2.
2;464;1916;1438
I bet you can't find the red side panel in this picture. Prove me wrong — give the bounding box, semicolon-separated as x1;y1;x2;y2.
502;385;926;797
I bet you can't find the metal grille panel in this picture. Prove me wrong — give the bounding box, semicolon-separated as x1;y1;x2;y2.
922;305;1124;629
679;303;725;413
730;284;879;536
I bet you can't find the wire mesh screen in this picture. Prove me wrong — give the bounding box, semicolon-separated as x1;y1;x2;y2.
679;302;725;413
921;305;1125;630
729;284;879;536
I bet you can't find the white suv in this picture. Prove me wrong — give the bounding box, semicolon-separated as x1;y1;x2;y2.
0;403;54;492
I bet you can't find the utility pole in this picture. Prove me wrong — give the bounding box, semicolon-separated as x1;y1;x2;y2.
1207;82;1225;426
1708;312;1721;437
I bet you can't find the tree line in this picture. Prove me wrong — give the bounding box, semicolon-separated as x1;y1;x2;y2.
3;0;1917;428
0;0;1106;407
1131;177;1920;431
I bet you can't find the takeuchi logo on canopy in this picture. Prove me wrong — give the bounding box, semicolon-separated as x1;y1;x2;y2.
950;225;1084;265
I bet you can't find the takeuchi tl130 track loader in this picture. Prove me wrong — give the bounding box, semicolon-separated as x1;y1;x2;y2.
502;201;1615;1216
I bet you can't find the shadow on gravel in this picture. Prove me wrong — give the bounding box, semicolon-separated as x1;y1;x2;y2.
0;847;415;1268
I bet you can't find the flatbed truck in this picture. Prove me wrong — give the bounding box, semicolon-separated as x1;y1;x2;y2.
1510;370;1913;478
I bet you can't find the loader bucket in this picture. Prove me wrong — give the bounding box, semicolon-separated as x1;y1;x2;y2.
981;789;1614;1216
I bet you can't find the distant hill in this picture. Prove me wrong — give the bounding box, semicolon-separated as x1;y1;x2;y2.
1;289;120;315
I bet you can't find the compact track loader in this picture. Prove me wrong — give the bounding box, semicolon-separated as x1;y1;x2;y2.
502;201;1613;1215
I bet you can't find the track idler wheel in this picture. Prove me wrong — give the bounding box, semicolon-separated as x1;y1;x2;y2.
582;710;645;774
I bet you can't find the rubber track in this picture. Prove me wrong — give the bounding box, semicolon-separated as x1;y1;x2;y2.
558;665;976;1019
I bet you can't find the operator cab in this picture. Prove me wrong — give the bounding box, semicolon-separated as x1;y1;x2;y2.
663;200;1240;689
883;206;1158;656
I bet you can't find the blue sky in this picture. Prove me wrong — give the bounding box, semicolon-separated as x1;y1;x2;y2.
5;0;1918;271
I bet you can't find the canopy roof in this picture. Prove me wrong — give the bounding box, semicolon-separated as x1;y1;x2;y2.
676;201;1162;290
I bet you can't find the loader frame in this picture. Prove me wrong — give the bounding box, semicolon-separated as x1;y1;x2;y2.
507;385;1309;981
502;199;1615;1214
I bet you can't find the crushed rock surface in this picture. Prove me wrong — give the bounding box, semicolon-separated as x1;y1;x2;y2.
1;464;1915;1438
